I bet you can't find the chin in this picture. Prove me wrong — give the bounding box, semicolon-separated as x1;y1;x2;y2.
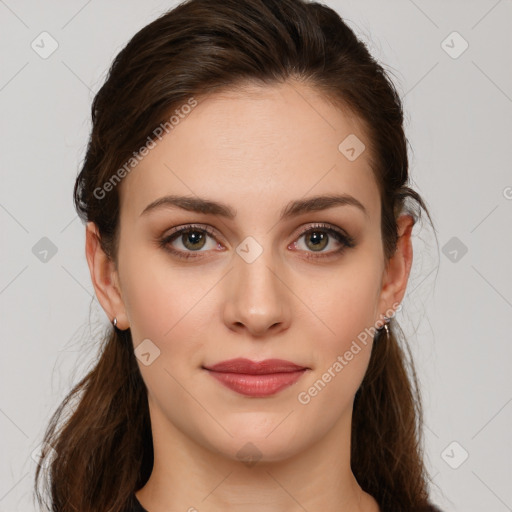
229;439;301;466
200;420;309;465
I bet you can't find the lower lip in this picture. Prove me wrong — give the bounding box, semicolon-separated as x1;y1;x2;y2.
205;369;307;397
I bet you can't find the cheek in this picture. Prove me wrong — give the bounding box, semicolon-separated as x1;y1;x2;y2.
293;258;382;399
120;245;215;343
293;299;377;437
298;261;382;351
122;256;218;425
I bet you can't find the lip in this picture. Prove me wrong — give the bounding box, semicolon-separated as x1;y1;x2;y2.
204;358;307;374
203;358;308;397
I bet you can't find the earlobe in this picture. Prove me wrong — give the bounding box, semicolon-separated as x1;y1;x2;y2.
85;222;129;329
376;214;414;321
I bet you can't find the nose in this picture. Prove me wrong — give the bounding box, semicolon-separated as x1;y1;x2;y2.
222;246;292;337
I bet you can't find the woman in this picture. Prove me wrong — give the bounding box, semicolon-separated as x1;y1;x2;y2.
34;0;441;511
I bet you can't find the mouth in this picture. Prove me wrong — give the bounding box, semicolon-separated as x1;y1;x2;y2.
202;358;309;397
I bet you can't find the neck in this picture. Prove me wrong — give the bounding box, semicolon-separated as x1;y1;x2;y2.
135;401;380;512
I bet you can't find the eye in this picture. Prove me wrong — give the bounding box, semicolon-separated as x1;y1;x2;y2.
159;222;356;261
159;224;221;260
290;223;356;259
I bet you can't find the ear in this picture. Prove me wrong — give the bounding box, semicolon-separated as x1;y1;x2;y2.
85;221;129;330
375;214;414;322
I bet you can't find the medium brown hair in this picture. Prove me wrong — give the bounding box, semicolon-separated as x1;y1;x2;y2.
34;1;438;510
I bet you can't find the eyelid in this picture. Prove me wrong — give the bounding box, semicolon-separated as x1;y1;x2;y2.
162;222;352;243
291;222;355;245
164;223;218;239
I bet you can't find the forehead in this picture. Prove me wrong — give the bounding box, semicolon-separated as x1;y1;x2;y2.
118;81;380;224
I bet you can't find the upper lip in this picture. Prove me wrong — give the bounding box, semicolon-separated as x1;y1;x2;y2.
203;358;307;374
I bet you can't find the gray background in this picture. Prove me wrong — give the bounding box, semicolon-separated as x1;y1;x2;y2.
1;1;511;511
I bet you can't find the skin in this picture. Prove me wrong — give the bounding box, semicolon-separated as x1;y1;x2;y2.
86;80;413;512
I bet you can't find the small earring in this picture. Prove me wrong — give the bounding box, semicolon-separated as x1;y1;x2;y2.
383;321;390;341
112;317;118;328
377;317;390;341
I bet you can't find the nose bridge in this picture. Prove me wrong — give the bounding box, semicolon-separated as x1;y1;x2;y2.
224;236;290;334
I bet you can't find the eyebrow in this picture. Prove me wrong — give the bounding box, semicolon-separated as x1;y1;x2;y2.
140;193;369;220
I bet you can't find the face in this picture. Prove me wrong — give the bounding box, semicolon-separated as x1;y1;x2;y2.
88;80;410;465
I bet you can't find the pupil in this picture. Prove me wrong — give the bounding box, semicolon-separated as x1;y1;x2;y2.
185;231;204;249
307;231;328;251
311;232;323;245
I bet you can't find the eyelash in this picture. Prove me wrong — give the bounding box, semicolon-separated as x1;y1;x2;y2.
158;222;356;261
